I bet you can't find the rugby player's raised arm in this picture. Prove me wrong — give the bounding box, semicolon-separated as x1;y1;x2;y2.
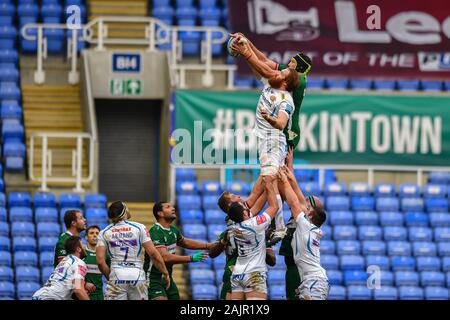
230;33;278;69
278;169;307;220
246;175;264;209
283;166;307;206
143;240;171;290
250;190;267;216
231;41;278;79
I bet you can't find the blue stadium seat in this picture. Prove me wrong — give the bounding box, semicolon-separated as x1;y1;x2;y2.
17;281;40;300
380;212;403;227
1;103;22;121
234;74;253;88
269;285;285;300
321;254;338;270
0;64;19;82
425;287;449;300
424;184;447;198
0;193;5;207
201;181;222;195
417;257;441;272
306;78;325;90
348;183;371;197
0;237;10;252
380;271;394;286
0;82;20;100
425;198;448;213
324;182;346;196
430;213;450;227
0;222;8;237
362;241;386;256
321;225;332;240
421;80;443;92
401;198;424;212
0;50;18;64
434;228;450;242
84;194;107;208
16;266;40;282
384;226;407;241
366;255;390;270
37;222;60;238
41;3;62;23
388;241;411;256
374;183;396;197
153;6;174;24
333;226;357;241
85;208;108;223
326;79;348;90
268;269;284;285
413;242;437;257
176;168;196;181
11;222;35;237
337;240;360;255
358;226;382;241
175;0;194;9
391;256;415;271
0;281;14;298
2;122;24;141
321;240;335;255
183;224;207;239
190;269;215;285
396;271;419;286
408;227;432;242
33;193;56;208
176;181;198;195
0;208;5;223
351;197;375;211
180;209;203;224
0;251;10;267
215;268;224;285
329;211;353;225
9;207;33;223
326;196;350;211
398;80;419;91
0;266;13;282
0;26;16;50
340;255;364;271
179;21;201;56
355;211;378;226
298;182;321;197
177;195;201;210
202;195;219;210
428;172;450;184
373;79;396;91
421;271;445;287
0;2;15;25
443;258;450;272
199;6;221;24
207;224;225;242
347;285;371;300
39;251;53;268
405;212;429;227
14;251;38;267
328;285;346;300
350;79;372;90
8;192;31;208
35;207;58;223
374;286;398;300
192;284;217;299
294;169;313;182
376;197;399;212
212;253;225;270
12;236;36;252
344;270;367;286
3;142;26;158
59;193;81;208
199;0;217;9
43;28;65;53
399;184;420;198
0;181;3;194
225;181;250;196
326;270;342;285
38;237;57;252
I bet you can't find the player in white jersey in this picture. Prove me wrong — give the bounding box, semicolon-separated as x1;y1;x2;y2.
33;236;93;300
227;174;280;300
96;201;170;300
278;167;329;300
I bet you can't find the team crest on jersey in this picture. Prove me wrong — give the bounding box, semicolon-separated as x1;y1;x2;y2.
78;265;87;277
256;215;267;225
270;95;276;102
288;130;298;141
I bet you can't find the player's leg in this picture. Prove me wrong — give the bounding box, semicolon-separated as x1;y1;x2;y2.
230;274;245;300
104;282;128;300
243;271;268;300
220;273;232;300
258;136;278;176
285;259;301;300
166;276;181;300
128;271;149;300
297;278;329;300
148;274;169;300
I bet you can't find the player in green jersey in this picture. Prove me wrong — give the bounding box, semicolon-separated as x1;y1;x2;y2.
54;209;87;268
144;201;215;300
83;225;111;300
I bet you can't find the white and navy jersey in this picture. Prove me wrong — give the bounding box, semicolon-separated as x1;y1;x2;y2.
291;212;327;281
33;255;87;300
97;220;151;273
254;78;295;139
230;212;272;275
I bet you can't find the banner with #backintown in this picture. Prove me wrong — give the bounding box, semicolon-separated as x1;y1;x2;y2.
173;90;450;167
227;0;450;79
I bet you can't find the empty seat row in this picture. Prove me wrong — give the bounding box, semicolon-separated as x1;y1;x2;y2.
329;285;449;300
0;207;108;223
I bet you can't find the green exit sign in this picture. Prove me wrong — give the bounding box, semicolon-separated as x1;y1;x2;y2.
109;79;142;96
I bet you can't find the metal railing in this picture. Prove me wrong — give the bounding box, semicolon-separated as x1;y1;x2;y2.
21;16;237;88
29;133;95;192
169;164;450;203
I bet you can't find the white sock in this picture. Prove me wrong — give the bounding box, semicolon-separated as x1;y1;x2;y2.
275;195;285;231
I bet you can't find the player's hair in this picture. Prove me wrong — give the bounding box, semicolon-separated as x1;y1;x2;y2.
217;191;231;213
228;202;246;223
108;201;129;223
152;201;166;220
86;225;100;234
285;68;300;92
64;209;81;229
293;53;312;74
64;236;82;255
312;207;327;227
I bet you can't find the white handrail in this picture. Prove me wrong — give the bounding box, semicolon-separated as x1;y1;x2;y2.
29;132;95;192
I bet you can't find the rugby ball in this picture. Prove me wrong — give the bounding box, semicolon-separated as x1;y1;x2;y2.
227;37;240;57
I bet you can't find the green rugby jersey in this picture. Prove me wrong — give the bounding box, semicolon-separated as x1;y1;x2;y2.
83;248;111;297
278;64;307;149
53;231;72;268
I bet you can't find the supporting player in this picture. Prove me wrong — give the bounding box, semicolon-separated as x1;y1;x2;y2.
33;236;93;300
278;167;329;300
83;225;110;300
53;209;87;267
227;174;280;300
96;201;170;300
145;201;214;300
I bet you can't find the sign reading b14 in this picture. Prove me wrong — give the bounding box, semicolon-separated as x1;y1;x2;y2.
112;53;141;73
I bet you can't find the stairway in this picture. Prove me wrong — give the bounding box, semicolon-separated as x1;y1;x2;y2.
126;202;189;300
87;0;149;46
21;84;90;188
